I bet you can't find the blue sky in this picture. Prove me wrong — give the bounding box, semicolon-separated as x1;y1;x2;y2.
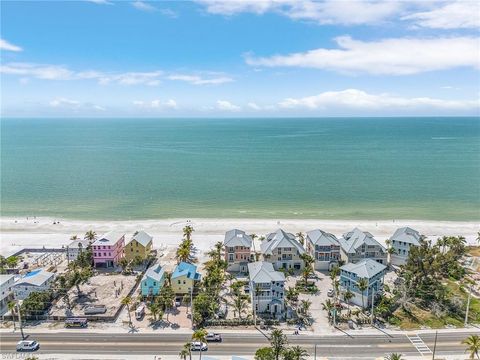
1;0;479;117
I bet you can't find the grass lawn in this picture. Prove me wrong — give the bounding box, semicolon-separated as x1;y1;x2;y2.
390;279;479;330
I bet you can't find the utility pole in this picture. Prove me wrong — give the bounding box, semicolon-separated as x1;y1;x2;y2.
432;330;438;360
16;301;24;340
371;284;375;324
314;343;317;360
465;283;472;327
190;286;193;329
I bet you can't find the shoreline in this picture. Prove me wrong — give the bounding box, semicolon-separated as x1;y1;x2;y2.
1;216;479;256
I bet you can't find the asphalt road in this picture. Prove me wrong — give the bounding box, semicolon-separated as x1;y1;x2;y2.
0;330;478;358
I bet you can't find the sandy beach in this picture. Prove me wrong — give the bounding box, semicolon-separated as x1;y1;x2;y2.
1;216;478;257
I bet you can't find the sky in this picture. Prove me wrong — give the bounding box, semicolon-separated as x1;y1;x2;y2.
1;0;479;117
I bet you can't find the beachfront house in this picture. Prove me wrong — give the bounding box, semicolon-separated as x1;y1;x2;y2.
92;231;125;268
339;228;387;265
389;227;422;266
141;264;165;296
171;262;201;295
0;275;15;315
248;261;285;318
67;239;90;262
261;229;305;270
124;230;153;263
12;269;55;300
340;259;387;308
306;229;341;271
224;229;253;273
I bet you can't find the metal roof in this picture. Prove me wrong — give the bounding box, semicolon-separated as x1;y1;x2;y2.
261;229;305;255
340;259;387;279
224;229;252;248
248;261;285;283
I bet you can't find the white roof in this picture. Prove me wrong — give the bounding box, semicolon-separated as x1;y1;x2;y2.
224;229;252;248
143;264;164;282
14;269;55;287
339;228;386;254
248;261;285;283
390;227;421;246
129;230;153;247
261;229;305;256
68;239;90;249
340;259;387;279
0;274;15;286
306;229;339;247
93;231;125;246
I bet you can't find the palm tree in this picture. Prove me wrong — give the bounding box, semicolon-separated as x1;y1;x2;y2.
192;328;208;360
8;301;16;330
70;235;78;241
84;230;97;242
183;225;194;241
283;345;309;360
121;296;133;327
322;299;334;323
343;289;354;314
385;354;403;360
463;334;480;359
270;329;288;360
357;278;369;310
296;232;305;246
6;256;19;269
181;342;192;360
148;302;161;322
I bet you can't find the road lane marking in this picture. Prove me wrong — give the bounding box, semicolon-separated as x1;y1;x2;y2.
406;334;433;356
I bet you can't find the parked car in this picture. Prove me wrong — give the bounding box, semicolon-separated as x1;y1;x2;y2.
135;303;146;320
16;340;40;352
175;297;182;307
327;289;335;297
205;333;222;342
191;341;208;351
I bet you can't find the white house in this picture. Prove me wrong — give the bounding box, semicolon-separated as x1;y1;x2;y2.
339;228;387;265
306;229;341;270
389;227;422;266
248;261;285;318
0;275;15;315
13;269;55;300
261;229;305;270
67;239;90;262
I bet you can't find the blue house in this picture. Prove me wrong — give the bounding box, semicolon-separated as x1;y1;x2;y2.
141;264;165;296
171;262;201;294
340;259;387;308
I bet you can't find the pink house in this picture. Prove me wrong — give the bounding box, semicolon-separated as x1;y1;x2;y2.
92;231;125;267
224;229;253;273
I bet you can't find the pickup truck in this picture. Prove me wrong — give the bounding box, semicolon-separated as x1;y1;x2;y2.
205;333;222;342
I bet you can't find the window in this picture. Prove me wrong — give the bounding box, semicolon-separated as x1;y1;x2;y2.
153;282;156;286
183;280;186;284
104;253;107;256
178;280;181;284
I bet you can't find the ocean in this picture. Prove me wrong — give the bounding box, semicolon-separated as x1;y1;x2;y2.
1;117;479;220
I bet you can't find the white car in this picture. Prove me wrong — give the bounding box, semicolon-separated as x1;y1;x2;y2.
327;289;335;297
190;341;208;351
16;340;40;352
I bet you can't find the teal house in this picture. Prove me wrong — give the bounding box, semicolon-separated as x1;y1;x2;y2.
141;264;166;296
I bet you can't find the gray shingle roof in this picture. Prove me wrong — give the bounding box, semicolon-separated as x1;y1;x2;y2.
306;229;339;247
339;228;386;254
390;227;421;246
340;259;386;279
248;261;285;283
130;230;153;247
224;229;252;248
261;229;305;256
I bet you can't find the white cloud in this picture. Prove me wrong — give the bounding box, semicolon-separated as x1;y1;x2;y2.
0;63;163;86
85;0;113;5
133;99;178;109
167;74;233;85
49;98;106;111
246;36;480;75
278;88;479;110
216;100;241;111
98;71;163;86
197;0;401;25
0;39;23;52
402;1;480;29
132;1;156;12
247;102;262;110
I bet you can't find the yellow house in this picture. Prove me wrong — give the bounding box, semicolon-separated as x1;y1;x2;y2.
124;231;153;262
171;262;201;294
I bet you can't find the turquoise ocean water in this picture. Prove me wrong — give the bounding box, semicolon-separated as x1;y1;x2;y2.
1;117;479;220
